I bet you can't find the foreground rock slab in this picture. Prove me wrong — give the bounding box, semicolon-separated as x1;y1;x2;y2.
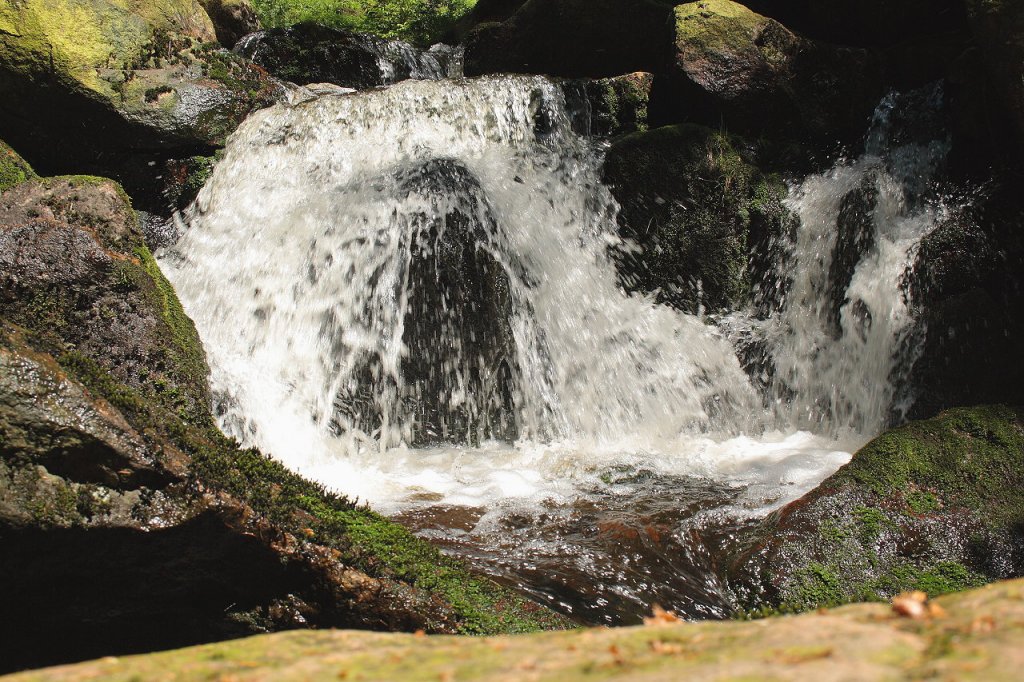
9;578;1024;681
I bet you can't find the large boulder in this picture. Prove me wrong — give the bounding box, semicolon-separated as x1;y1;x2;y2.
728;405;1024;613
0;176;567;672
602;124;795;314
463;0;675;78
660;0;886;144
0;0;279;212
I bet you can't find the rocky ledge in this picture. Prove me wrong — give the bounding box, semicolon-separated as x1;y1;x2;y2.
7;578;1024;681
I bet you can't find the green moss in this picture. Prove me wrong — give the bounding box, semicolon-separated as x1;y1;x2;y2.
674;0;767;55
834;405;1024;527
906;490;940;514
0;139;35;192
852;505;890;541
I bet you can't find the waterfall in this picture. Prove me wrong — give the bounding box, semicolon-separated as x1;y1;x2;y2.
159;75;953;623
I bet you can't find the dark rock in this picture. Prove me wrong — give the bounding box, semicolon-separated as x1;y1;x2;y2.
200;0;262;48
660;0;886;145
602;124;796;314
828;172;880;335
234;23;448;90
728;405;1024;614
908;183;1024;417
463;0;675;78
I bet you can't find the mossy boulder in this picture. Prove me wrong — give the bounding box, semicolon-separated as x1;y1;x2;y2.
602;123;794;314
0;139;35;192
662;0;885;145
463;0;675;78
0;175;569;672
200;0;262;47
12;578;1024;681
0;0;279;212
728;405;1024;614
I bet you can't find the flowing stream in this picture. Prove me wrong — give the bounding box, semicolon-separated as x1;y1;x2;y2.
159;76;952;623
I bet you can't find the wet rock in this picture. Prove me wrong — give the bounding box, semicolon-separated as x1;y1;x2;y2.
200;0;262;48
828;171;880;334
234;23;449;89
660;0;886;145
602;123;795;314
463;0;675;78
728;405;1024;614
0;0;279;213
562;72;653;139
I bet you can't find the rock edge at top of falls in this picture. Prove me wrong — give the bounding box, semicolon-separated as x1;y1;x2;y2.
8;577;1024;682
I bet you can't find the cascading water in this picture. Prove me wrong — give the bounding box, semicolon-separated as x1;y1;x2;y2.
159;77;952;623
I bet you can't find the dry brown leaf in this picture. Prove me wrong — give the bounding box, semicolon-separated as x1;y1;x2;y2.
969;615;996;634
892;591;929;619
644;604;682;626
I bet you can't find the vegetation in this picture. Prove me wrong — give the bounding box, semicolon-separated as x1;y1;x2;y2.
250;0;477;44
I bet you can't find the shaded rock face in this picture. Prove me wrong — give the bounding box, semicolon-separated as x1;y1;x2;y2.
602;124;795;314
464;0;675;78
727;406;1024;614
964;0;1024;159
234;23;450;89
661;0;886;144
908;184;1024;418
200;0;262;48
0;1;279;213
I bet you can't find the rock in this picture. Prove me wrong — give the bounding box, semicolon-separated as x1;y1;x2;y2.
964;0;1024;158
0;176;212;425
0;139;35;193
0;0;280;213
463;0;675;78
562;72;653;138
199;0;262;48
908;184;1024;417
661;0;886;144
234;23;448;89
0;174;568;673
728;405;1024;614
740;0;969;48
602;124;795;314
12;577;1024;681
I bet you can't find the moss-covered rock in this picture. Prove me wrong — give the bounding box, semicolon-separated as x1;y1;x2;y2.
12;577;1024;681
463;0;674;78
602;123;794;314
562;72;653;139
662;0;885;145
0;173;568;672
0;0;279;212
728;405;1024;614
0;139;34;192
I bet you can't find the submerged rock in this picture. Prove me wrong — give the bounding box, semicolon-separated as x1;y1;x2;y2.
728;405;1024;614
0;0;279;212
0;175;569;673
602;123;795;314
12;577;1024;681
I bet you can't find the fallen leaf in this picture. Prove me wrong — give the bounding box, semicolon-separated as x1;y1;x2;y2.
644;604;682;626
892;591;929;619
969;615;996;634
